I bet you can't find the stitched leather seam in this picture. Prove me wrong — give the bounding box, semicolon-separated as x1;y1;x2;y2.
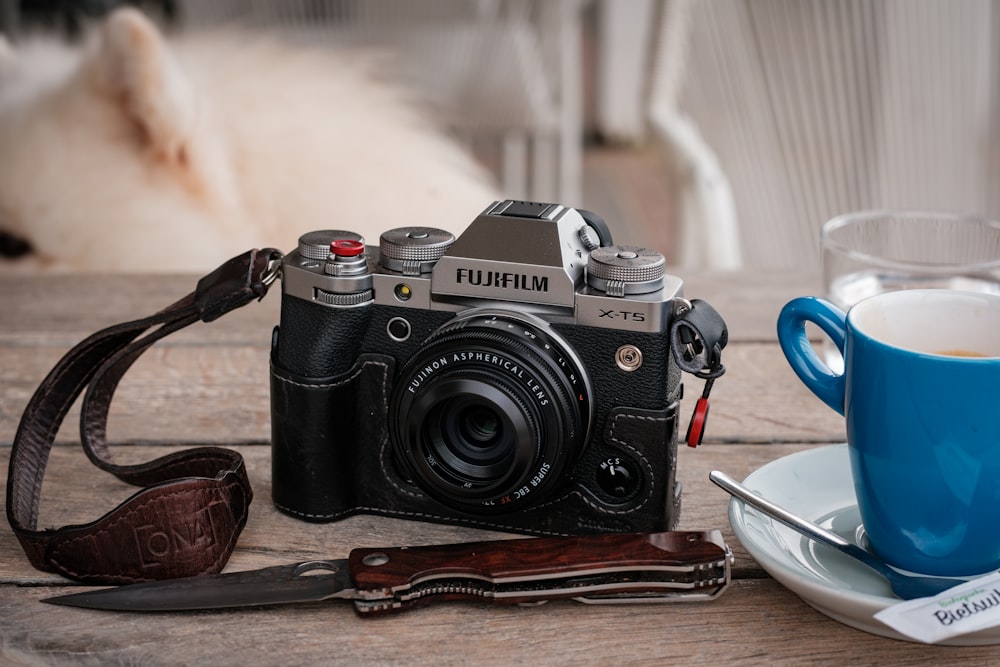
371;363;425;500
273;359;424;499
272;501;572;537
13;334;128;527
271;359;386;391
602;412;659;513
535;412;661;516
275;359;413;498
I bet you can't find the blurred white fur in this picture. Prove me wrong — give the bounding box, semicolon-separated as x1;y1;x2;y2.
0;8;498;273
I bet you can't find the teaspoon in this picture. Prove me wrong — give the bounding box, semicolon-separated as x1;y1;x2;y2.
709;470;968;600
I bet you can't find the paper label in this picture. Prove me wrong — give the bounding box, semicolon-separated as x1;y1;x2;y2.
874;571;1000;643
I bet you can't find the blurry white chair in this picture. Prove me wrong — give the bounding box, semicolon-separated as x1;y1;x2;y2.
649;0;1000;270
175;0;586;204
647;0;741;269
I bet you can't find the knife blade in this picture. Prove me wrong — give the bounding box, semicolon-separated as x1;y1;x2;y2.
43;530;732;615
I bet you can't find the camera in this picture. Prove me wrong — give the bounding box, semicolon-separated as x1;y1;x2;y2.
270;200;691;535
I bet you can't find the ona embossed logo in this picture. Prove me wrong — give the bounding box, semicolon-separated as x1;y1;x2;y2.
134;505;221;569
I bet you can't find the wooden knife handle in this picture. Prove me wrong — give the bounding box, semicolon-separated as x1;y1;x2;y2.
348;531;730;614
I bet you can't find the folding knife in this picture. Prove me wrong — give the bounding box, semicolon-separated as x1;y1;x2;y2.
44;531;732;615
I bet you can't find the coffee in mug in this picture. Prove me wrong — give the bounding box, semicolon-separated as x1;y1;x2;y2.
933;350;989;358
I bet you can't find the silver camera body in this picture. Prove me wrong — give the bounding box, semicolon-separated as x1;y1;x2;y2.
270;200;690;535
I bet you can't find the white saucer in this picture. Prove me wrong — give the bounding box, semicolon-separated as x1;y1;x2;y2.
729;444;1000;645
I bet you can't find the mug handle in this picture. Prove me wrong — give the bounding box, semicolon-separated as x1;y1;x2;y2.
776;297;848;415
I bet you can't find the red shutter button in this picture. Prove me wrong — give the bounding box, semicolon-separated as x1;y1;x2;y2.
330;240;365;257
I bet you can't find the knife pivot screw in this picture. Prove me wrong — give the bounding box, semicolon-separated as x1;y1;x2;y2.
362;552;390;567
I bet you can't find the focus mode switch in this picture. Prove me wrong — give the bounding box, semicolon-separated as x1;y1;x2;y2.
596;457;639;499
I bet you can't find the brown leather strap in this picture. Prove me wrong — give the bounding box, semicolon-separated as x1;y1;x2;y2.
6;248;281;583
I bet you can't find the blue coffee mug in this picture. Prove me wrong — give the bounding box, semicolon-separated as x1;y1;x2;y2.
777;290;1000;576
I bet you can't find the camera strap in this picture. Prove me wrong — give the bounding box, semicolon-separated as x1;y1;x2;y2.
669;299;729;448
6;249;282;584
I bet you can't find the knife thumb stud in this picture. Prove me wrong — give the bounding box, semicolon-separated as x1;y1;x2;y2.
361;553;390;567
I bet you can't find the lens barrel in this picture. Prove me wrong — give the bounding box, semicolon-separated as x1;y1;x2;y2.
390;310;592;513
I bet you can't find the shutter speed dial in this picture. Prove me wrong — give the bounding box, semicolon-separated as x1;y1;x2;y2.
587;246;666;297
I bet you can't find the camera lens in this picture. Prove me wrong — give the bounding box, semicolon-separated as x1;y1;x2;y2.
390;310;592;514
424;390;523;483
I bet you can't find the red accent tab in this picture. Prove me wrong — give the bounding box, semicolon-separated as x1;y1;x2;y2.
331;240;365;257
685;397;710;448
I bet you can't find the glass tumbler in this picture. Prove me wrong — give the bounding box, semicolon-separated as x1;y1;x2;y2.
821;211;1000;370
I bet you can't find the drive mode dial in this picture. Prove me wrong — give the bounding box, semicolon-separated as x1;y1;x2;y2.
379;227;455;275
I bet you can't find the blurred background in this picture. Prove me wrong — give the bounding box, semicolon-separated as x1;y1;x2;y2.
3;0;999;270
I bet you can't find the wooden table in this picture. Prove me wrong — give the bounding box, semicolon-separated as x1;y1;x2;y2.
1;270;994;664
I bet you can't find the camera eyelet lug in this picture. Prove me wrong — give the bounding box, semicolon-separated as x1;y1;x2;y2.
615;345;643;372
262;255;283;286
673;297;693;316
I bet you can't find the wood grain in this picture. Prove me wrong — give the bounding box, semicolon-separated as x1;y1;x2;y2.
2;579;997;665
0;443;805;582
0;342;844;446
5;270;972;665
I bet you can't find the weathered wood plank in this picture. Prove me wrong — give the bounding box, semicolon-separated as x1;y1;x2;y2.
0;342;845;447
683;269;824;341
2;579;995;666
0;274;280;347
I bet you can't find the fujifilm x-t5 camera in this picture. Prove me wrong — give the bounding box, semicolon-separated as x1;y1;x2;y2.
270;200;698;535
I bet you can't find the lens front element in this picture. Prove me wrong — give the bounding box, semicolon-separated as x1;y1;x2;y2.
418;381;531;489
